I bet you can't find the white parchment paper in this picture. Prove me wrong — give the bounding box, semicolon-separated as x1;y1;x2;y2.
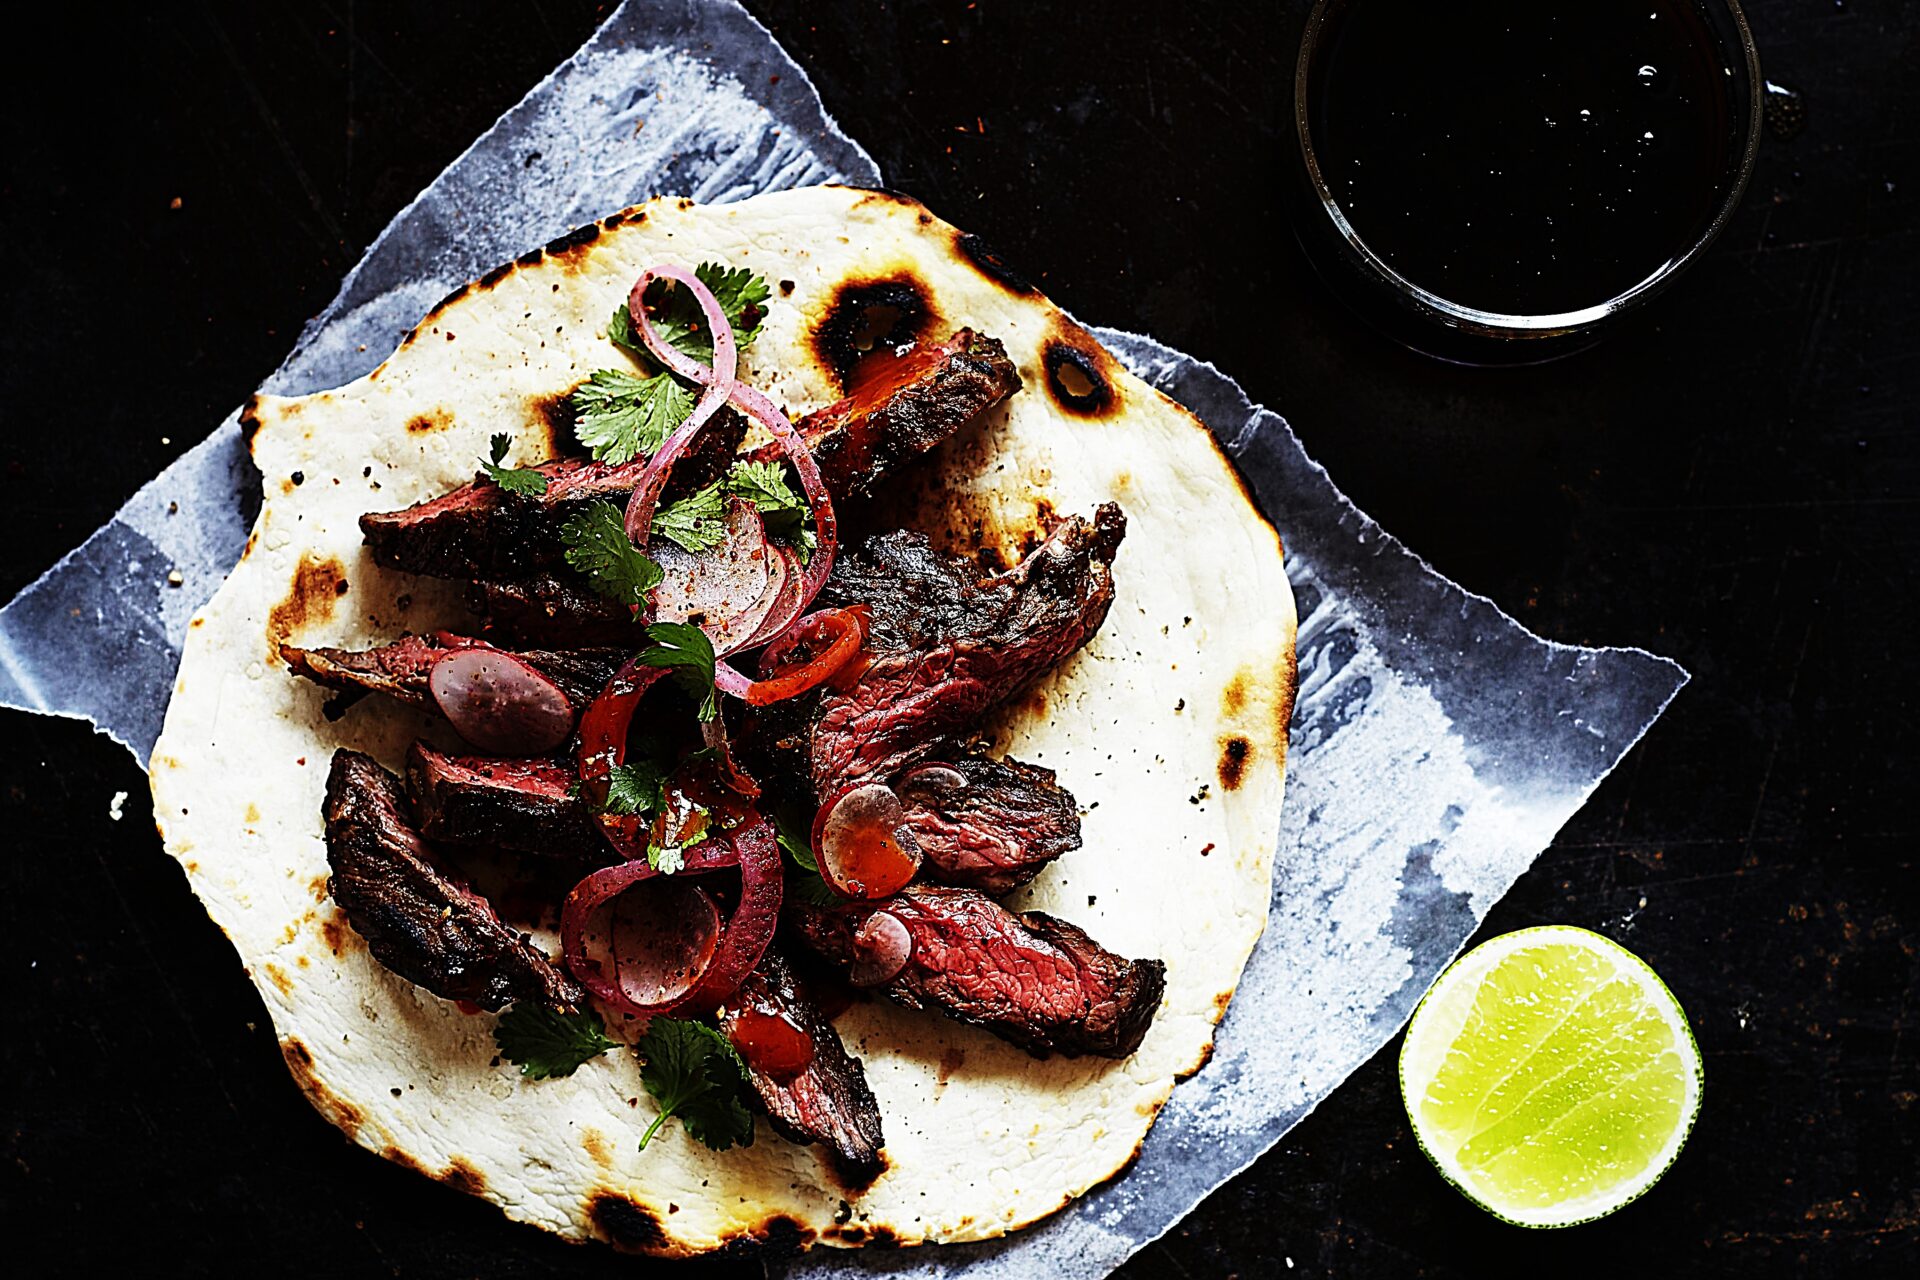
0;2;1687;1275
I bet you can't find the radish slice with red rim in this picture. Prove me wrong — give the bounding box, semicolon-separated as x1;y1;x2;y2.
812;783;923;899
737;544;800;651
848;910;912;987
428;649;574;755
897;764;968;801
648;498;775;654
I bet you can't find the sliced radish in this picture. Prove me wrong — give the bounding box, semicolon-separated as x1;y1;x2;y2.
428;648;574;755
848;911;912;987
813;783;923;899
649;499;774;654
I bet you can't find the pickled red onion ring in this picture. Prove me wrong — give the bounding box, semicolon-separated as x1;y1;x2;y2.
559;821;781;1018
622;264;740;546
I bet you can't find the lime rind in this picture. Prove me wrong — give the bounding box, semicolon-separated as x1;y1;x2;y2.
1398;925;1704;1228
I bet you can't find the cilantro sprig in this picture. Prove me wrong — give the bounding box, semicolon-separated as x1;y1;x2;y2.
493;1004;618;1080
600;760;666;817
611;263;771;363
719;459;811;554
480;433;550;496
636;1018;755;1151
574;262;772;466
570;369;692;467
650;479;730;554
647;459;811;556
560;500;663;607
638;622;717;721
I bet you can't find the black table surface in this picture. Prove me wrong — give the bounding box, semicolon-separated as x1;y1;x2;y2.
3;2;1914;1275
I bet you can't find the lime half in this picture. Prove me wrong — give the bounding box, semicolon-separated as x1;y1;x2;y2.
1399;926;1703;1227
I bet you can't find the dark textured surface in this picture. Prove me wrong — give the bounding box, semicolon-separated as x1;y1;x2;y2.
1;2;1913;1275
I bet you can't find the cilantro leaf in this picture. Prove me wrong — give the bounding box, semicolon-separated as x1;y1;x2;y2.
480;432;550;496
571;369;693;465
614;263;773;366
774;808;840;907
607;300;647;358
725;459;808;545
493;1004;618;1080
600;760;665;817
651;479;731;554
693;262;772;348
638;622;717;721
773;807;819;872
635;1018;755;1151
560;500;663;607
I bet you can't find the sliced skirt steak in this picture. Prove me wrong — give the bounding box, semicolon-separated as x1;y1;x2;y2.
283;633;624;717
721;946;886;1184
804;504;1125;792
323;749;583;1011
361;329;1017;582
788;884;1164;1059
896;755;1082;895
405;740;607;863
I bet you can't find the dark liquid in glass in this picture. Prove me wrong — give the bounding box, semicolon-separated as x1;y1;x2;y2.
1307;0;1738;316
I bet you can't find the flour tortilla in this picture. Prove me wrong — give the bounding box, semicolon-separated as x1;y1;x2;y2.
149;185;1297;1255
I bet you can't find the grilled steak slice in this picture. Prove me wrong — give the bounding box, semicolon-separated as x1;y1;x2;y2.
284;633;624;715
406;741;607;862
323;750;584;1011
896;756;1082;895
468;576;643;645
805;504;1125;791
359;408;747;580
721;947;885;1183
742;329;1019;502
788;884;1164;1059
363;329;1016;583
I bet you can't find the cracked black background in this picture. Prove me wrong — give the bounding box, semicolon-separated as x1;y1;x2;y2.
2;2;1914;1275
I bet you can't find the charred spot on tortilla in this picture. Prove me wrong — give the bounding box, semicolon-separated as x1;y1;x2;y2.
1217;735;1251;791
384;1146;431;1177
266;553;347;654
281;1036;366;1134
1043;339;1116;418
718;1215;816;1260
527;390;579;456
405;408;454;435
239;396;268;454
1221;669;1251;717
477;258;515;291
954;230;1036;295
582;1128;615;1170
542;219;604;271
439;1158;487;1196
811;274;942;389
319;913;354;956
589;1193;670;1252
